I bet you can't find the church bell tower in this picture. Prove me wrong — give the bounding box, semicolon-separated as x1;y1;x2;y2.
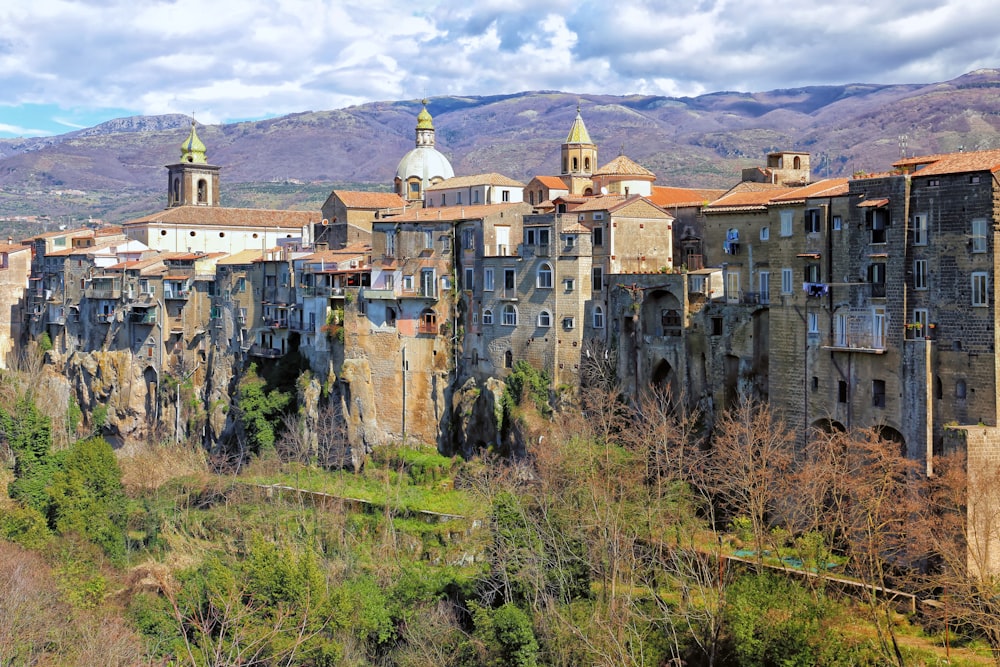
166;121;221;208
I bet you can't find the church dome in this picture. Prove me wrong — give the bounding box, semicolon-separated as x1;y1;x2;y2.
395;146;455;184
394;100;454;199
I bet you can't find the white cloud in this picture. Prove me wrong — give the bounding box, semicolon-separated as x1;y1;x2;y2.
0;0;997;136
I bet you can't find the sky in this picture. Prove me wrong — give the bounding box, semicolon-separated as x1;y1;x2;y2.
1;0;999;138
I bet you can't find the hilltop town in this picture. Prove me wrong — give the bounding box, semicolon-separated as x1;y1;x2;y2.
1;99;999;536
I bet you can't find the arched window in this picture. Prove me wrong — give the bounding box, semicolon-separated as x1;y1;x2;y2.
562;158;568;173
956;379;967;399
593;305;605;329
793;156;801;169
482;309;493;325
529;191;535;205
572;157;579;171
172;177;180;203
197;179;207;203
504;350;513;368
537;262;553;288
538;310;551;327
502;304;517;326
584;157;591;170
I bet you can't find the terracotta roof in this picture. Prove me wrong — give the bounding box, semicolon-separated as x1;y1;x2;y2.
650;186;726;208
769;178;851;203
95;226;124;236
332;191;408;210
893;148;1000;176
216;250;264;265
301;245;371;262
705;187;799;212
565;195;629;212
0;243;29;254
123;205;317;228
22;227;95;242
594;155;656;178
857;198;890;208
531;175;570;189
387;202;527;222
426;173;525;190
560;222;589;234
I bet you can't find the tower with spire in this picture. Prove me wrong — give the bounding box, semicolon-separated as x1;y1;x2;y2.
166;121;220;208
561;104;598;195
394;100;454;203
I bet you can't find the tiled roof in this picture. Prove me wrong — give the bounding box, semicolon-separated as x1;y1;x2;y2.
565;195;629;212
216;250;264;265
650;186;726;208
301;244;371;262
123;205;318;228
769;178;850;203
594;155;656;178
893;148;1000;176
22;226;95;243
0;243;29;254
565;109;593;144
332;191;408;209
387;202;527;222
705;187;799;212
560;222;590;234
426;173;525;190
531;175;570;189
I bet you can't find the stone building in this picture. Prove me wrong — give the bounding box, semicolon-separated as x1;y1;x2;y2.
318;190;408;248
0;243;31;368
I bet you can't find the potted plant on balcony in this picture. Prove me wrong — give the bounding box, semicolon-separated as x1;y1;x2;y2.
905;322;923;339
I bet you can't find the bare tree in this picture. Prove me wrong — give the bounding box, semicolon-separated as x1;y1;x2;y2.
698;398;794;560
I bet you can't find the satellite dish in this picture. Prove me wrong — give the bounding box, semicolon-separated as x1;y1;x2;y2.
600;186;608;195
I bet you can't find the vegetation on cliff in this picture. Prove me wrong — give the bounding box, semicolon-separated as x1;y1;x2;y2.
1;365;999;665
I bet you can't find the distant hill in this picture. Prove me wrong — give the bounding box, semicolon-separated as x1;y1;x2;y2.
2;69;1000;224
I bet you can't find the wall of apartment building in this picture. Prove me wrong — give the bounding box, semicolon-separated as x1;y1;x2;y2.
0;248;30;368
606;203;674;274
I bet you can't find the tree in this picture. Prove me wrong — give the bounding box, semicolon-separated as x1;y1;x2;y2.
3;393;57;515
698;398;794;559
235;364;291;457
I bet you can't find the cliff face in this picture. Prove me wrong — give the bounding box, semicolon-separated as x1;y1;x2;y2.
61;349;155;443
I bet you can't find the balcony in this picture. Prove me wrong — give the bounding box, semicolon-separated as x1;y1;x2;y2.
248;344;283;359
95;312;115;324
398;289;436;300
362;288;395;300
822;333;886;354
300;285;345;298
130;309;157;325
85;286;121;300
417;321;439;335
164;289;190;300
267;319;289;329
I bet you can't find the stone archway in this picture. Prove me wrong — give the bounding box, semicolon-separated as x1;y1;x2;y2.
651;359;679;403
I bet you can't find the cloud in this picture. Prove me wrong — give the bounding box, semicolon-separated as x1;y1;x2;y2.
0;0;997;137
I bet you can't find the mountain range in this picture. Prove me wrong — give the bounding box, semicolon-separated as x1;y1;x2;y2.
2;68;999;224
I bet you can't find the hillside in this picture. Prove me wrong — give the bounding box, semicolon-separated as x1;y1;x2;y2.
1;69;1000;224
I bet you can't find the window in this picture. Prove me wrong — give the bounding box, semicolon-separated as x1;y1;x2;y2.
385;231;396;257
592;267;603;292
912;308;928;336
525;229;536;245
711;317;723;336
781;268;793;294
593;212;605;221
867;207;889;243
538;310;551;327
835;312;847;346
462;228;475;250
420;269;436;297
838;380;848;403
464;267;474;290
440;194;445;207
537;263;553;288
502;304;517;326
472;311;478;325
402;274;413;291
565;235;576;247
562;317;575;329
972;218;988;253
502;190;510;202
805;208;821;234
564;278;575;291
805;264;820;284
972;271;988;306
484;268;494;291
482;309;494;325
504;268;516;291
868;263;886;297
760;226;769;241
592;226;604;246
833;215;842;231
456;192;462;204
780;209;793;236
759;271;770;304
872;379;886;408
956;379;967;399
236;276;246;293
384;274;394;290
912;214;928;245
872;306;886;349
593;305;605;329
913;259;928;290
726;270;740;304
807;311;819;333
424;230;433;249
473;190;480;203
504;350;513;368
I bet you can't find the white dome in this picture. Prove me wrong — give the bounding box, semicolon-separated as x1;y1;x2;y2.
395;146;454;187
